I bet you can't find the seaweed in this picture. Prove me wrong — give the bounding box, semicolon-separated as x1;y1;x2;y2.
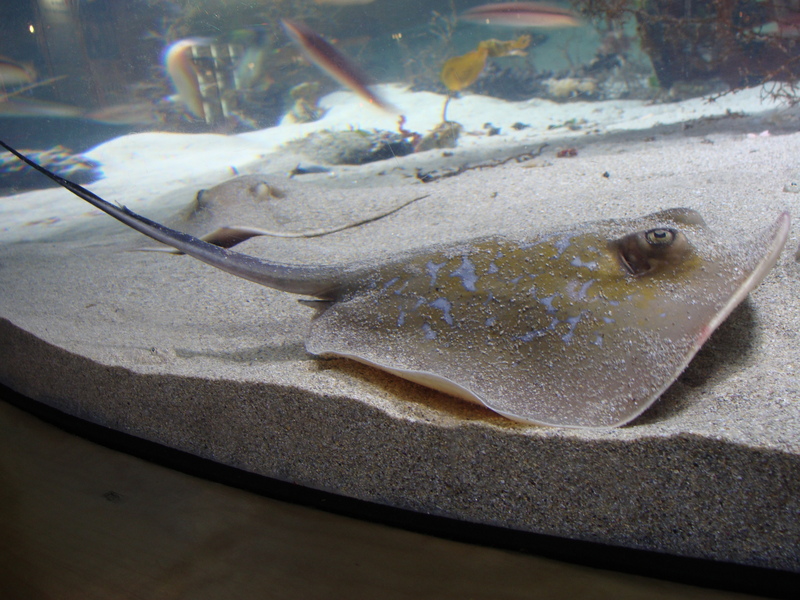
399;4;462;94
440;35;532;91
576;0;800;101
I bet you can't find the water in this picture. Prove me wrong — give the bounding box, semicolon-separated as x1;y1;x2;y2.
0;1;794;157
0;0;795;200
0;0;798;592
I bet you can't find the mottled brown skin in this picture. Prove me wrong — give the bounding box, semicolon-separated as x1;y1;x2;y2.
0;140;790;427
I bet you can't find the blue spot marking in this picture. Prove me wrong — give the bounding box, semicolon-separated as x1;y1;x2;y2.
603;316;615;324
518;317;558;342
397;310;406;327
539;293;560;313
429;297;454;325
487;261;499;274
570;256;598;270
561;313;584;344
422;323;437;340
393;280;409;294
592;333;603;347
577;279;595;300
450;256;478;291
553;235;572;258
485;316;497;327
381;277;400;292
426;261;446;286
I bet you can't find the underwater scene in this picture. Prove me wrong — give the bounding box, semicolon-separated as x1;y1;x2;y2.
0;0;798;198
2;0;800;595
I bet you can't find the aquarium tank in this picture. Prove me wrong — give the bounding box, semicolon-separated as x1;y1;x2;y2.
1;0;799;596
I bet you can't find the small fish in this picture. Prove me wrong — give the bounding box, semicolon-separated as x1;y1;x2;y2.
461;2;581;28
0;56;36;87
281;19;395;113
164;39;206;120
0;140;790;429
289;163;333;177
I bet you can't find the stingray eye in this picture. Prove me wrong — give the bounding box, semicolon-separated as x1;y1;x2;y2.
615;228;689;276
645;228;676;246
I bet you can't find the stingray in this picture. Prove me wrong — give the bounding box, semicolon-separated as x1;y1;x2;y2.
1;141;789;428
146;174;429;252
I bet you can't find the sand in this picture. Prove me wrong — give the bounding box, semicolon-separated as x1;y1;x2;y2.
1;84;799;571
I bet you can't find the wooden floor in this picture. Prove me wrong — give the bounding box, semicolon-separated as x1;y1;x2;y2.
0;400;766;600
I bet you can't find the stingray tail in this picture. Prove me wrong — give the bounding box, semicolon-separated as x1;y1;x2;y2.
0;140;343;299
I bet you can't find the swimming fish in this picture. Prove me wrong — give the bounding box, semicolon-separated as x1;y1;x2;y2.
0;140;789;428
461;2;581;28
164;39;206;120
281;19;395;113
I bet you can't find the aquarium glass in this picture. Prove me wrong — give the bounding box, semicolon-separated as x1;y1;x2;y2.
2;0;800;584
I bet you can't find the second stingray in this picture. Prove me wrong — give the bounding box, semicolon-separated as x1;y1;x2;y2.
1;141;790;428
